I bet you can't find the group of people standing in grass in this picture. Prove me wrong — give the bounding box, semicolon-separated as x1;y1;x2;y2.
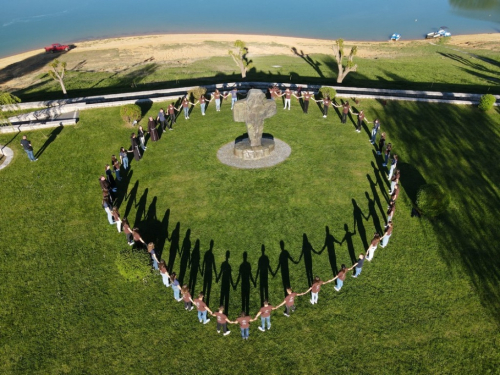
96;84;401;340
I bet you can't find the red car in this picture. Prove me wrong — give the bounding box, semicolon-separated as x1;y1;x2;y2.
44;43;70;53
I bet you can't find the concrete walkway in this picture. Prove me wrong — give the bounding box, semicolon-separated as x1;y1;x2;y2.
0;145;14;170
1;82;497;133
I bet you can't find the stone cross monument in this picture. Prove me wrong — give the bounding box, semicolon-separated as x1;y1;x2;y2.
233;89;277;160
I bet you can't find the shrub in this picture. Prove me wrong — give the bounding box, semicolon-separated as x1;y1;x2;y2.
478;94;496;111
115;247;151;281
416;183;450;217
319;86;337;100
188;86;207;102
120;104;142;124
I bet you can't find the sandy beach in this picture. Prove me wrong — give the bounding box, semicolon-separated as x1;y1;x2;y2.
0;33;498;90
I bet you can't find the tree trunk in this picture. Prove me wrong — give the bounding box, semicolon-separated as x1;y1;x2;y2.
59;78;67;95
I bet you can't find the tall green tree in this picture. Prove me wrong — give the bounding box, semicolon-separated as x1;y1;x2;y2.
0;92;21;126
48;59;68;95
228;40;252;79
332;39;358;84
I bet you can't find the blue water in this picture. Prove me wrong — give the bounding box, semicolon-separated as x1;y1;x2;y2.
0;0;498;58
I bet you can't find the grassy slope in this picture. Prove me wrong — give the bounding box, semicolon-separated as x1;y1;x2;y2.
13;40;500;101
0;98;499;374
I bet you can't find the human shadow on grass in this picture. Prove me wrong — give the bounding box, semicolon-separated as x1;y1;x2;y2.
201;240;217;308
167;222;181;272
341;224;357;264
123;180;139;218
255;245;274;306
178;229;191;285
372;101;500;323
318;226;342;277
188;239;201;296
274;240;299;298
217;250;235;315
365;191;383;235
298;233;320;287
155;208;170;261
234;251;256;315
352;198;369;251
114;169;134;209
367;174;386;219
35;124;63;159
134;188;149;225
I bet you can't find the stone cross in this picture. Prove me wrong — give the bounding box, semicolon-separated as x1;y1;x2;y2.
233;89;277;147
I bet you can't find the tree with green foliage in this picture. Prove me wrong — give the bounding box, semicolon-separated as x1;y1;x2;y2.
228;40;252;79
120;104;142;125
478;94;496;111
332;39;358;83
319;86;337;99
188;86;207;103
48;59;68;96
416;183;450;217
0;92;21;126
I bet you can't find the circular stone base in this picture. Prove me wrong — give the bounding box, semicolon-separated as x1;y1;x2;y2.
234;137;275;160
217;138;291;169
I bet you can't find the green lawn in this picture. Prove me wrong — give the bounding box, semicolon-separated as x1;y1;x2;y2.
0;97;499;374
12;40;500;101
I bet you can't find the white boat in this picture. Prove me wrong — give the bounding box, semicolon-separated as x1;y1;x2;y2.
426;27;451;39
391;33;401;41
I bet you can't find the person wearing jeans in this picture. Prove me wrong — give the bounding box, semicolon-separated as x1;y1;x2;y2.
380;221;393;248
199;95;207;115
181;97;195;119
370;119;381;144
232;312;253;340
254;300;274;331
212;89;222;111
147;242;159;270
352;254;365;278
20;135;37;161
230;88;238;109
192;292;211;324
120;147;129;170
171;273;182;301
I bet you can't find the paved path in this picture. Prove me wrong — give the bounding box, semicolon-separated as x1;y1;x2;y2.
0;145;14;170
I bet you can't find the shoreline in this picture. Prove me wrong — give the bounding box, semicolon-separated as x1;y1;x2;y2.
1;32;498;66
1;32;498;90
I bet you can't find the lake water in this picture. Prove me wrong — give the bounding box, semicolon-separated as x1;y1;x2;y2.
0;0;499;58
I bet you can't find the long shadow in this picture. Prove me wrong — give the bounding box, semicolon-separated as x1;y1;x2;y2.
255;245;274;306
235;251;255;315
274;240;299;298
201;240;217;307
318;226;342;277
341;224;357;264
167;222;181;272
397;162;427;204
0;52;67;85
367;174;386;219
178;229;191;285
291;47;325;78
365;191;383;234
156;208;170;261
134;188;149;225
353;198;369;251
123;180;139;218
372;100;500;322
217;250;234;315
299;233;319;287
188;239;201;295
371;160;391;199
114;169;134;209
34;124;64;158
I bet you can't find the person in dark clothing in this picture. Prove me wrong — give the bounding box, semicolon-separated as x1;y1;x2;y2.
131;133;141;161
148;117;159;142
157;108;167;132
20;135;37;161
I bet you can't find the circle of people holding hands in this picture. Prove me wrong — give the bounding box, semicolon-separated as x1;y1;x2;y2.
97;84;401;340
